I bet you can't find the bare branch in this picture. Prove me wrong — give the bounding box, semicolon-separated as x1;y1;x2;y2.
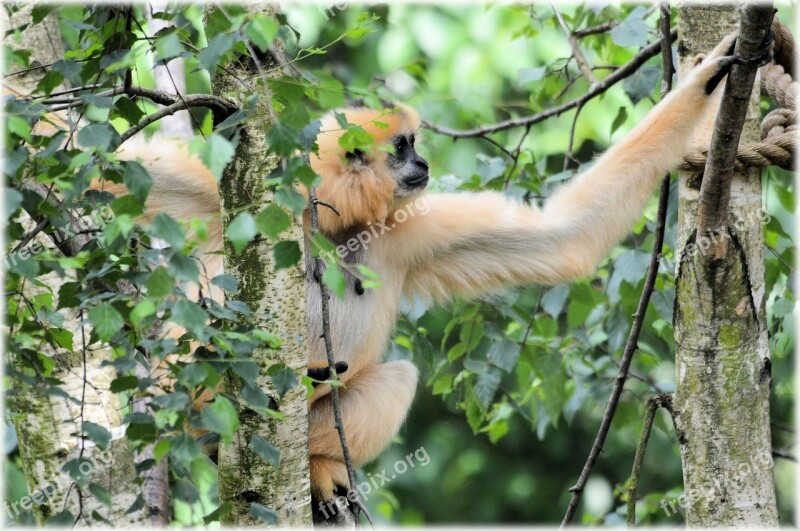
424;29;676;139
696;4;775;258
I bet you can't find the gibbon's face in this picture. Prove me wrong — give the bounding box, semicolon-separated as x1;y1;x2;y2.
308;103;428;235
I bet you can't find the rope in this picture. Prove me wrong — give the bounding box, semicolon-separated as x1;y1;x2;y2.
680;20;797;173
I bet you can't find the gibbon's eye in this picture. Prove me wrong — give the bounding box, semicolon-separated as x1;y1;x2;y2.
393;137;408;155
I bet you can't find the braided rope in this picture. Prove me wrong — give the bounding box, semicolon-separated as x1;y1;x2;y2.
679;20;797;173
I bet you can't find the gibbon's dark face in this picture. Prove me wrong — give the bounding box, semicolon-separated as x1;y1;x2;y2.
388;133;429;195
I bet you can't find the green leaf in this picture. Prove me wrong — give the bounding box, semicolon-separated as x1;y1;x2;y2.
35;70;64;96
610;106;629;136
227;212;258;255
88;483;112;507
542;285;569;318
273;240;301;270
5;188;22;220
130;299;156;327
246;16;278;52
169;254;199;282
170;299;208;338
610;7;650;48
623;65;660;105
145;267;174;298
268;363;297;399
518;66;546;85
249;434;280;467
474;367;502;409
123;161;153;203
266;122;299;155
197;33;235;72
322;264;346;299
486;340;520;373
110;375;139;393
255;203;292;240
211;274;239;294
114;96;145;125
153;439;171;463
249;503;277;525
275;188;306;214
190;134;235;180
155;32;185;61
203;503;233;525
77;123;118;150
88;303;124;342
151;213;185;249
82;421;111;450
200;396;239;443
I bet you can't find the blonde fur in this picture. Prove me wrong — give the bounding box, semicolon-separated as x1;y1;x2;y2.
87;34;735;501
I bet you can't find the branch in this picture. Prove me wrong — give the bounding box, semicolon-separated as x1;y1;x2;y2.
308;187;374;528
572;5;658;39
118;94;236;144
424;29;676;139
696;4;775;259
626;394;672;526
552;4;597;83
561;9;675;525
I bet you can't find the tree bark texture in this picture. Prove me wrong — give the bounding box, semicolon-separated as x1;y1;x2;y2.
4;5;150;525
673;1;779;526
211;5;313;526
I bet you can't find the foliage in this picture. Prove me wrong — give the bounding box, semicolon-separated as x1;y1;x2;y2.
3;2;795;526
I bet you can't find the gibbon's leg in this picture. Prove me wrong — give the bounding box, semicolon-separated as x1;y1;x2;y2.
388;33;754;302
308;360;418;500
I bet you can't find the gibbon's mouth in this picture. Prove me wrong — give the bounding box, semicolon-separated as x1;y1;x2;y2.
403;175;429;189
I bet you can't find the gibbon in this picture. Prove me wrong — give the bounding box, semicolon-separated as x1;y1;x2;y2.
90;33;742;501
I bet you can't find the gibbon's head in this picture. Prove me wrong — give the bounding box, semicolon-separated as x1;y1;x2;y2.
308;102;428;235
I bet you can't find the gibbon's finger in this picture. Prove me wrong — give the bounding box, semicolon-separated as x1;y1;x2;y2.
308;361;349;385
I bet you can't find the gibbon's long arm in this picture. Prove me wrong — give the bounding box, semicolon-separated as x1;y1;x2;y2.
394;35;738;302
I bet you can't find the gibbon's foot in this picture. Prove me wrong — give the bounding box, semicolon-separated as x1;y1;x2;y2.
308;361;349;385
310;456;350;502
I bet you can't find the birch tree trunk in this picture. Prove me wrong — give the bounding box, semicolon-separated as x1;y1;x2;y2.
673;2;779;525
210;6;313;526
4;6;149;525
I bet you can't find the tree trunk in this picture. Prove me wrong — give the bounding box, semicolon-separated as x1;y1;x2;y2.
211;6;313;526
673;2;779;526
4;6;151;525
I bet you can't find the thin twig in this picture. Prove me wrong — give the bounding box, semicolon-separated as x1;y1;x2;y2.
308;187;374;528
561;9;675;524
772;449;797;462
552;4;597;83
626;394;671;526
563;101;584;171
424;29;676;139
572;5;658;39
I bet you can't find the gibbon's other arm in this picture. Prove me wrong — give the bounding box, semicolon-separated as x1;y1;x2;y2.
394;34;741;302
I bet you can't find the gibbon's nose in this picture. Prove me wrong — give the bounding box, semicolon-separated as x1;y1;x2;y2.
415;156;429;172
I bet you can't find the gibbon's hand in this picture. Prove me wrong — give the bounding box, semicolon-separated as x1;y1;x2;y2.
308;361;349;385
695;29;773;95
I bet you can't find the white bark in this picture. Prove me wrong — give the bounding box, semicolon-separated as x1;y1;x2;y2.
673;2;778;526
211;5;313;526
4;6;150;525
